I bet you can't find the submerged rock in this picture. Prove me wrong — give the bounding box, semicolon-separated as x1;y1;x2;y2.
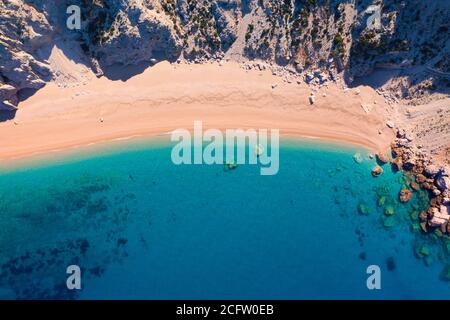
434;229;443;238
255;144;264;157
419;211;428;222
444;240;450;255
353;153;363;164
420;221;428;233
399;189;413;203
386;257;396;271
223;161;238;172
383;216;396;228
358;203;371;216
419;244;431;256
410;182;420;191
411;222;420;232
424;256;434;266
378;196;386;207
410;211;420;221
441;264;450;281
385;206;395;216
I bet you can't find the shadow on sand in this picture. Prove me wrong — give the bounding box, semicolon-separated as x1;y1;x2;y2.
101;61;155;81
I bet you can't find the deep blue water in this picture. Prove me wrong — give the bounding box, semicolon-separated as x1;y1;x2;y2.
0;137;449;299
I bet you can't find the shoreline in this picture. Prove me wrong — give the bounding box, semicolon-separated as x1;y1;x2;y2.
0;61;394;163
0;133;368;173
0;128;374;163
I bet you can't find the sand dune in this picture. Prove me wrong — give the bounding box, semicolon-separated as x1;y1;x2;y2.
0;61;394;161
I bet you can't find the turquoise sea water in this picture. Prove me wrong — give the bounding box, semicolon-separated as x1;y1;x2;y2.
0;137;450;299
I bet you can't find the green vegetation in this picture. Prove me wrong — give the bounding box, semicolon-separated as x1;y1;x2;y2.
245;24;254;42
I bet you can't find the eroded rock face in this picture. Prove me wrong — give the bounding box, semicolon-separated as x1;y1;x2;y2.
0;0;448;108
78;0;184;68
0;0;53;110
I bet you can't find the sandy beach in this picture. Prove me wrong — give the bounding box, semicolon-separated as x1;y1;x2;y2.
0;61;394;161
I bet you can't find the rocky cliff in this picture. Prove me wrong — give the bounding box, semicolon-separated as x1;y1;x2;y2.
0;0;53;110
0;0;449;110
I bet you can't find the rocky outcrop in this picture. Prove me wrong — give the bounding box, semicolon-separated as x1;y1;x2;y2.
1;0;448;109
399;189;413;203
78;0;184;69
391;128;450;231
436;172;450;192
371;165;383;177
0;0;53;110
376;152;389;164
429;205;450;227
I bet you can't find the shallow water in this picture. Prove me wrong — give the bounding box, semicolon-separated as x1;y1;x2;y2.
0;137;449;299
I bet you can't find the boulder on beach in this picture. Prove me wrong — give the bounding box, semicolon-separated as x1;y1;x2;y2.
399;189;413;203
